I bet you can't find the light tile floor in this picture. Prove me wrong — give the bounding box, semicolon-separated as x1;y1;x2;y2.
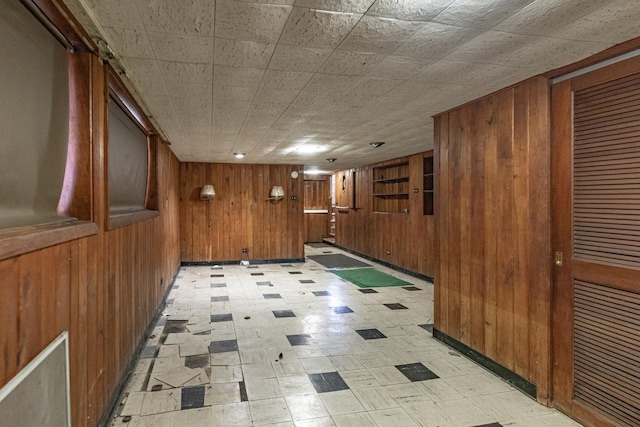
109;244;583;427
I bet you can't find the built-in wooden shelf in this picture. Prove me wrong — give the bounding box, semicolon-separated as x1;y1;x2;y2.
373;162;410;213
423;156;434;216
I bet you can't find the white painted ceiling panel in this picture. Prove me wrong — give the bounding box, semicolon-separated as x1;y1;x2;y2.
64;0;640;170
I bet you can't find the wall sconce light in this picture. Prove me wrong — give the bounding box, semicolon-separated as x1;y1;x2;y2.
200;184;216;201
267;185;285;202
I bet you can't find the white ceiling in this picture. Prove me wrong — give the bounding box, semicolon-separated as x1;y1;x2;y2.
62;0;640;171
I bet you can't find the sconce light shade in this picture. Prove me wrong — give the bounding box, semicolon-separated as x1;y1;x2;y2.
270;185;285;199
200;184;216;201
269;185;285;201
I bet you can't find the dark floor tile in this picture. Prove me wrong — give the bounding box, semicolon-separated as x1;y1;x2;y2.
247;265;259;269
384;303;408;310
332;306;354;314
163;320;188;334
239;381;248;402
140;345;157;359
395;363;439;382
299;279;315;284
473;423;503;427
289;271;303;275
256;281;272;286
355;328;387;340
358;289;378;294
322;251;332;254
251;272;264;276
211;313;233;323
211;283;226;288
287;334;313;346
263;293;282;299
402;286;421;291
281;264;293;267
211;274;224;278
211;296;230;302
156;317;167;326
185;354;209;369
308;372;349;393
209;339;238;353
166;298;175;304
418;324;433;333
181;386;205;410
312;291;331;297
273;310;296;318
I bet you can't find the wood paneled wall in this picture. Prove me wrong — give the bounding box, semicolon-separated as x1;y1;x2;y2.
434;76;552;402
180;163;304;262
0;55;180;427
333;152;435;278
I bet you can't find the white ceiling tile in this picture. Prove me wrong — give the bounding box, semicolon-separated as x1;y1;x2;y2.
414;60;535;88
166;82;212;98
213;84;258;101
214;65;265;87
444;30;536;66
544;0;640;44
305;74;360;92
103;27;155;58
366;0;454;21
366;55;436;80
394;23;484;59
319;50;386;75
83;0;143;29
260;70;314;90
215;0;292;43
495;0;606;36
159;60;213;84
268;44;333;72
497;36;612;71
250;101;291;115
347;77;403;95
433;0;535;29
214;38;276;68
338;16;424;54
279;8;362;48
253;88;300;103
148;32;214;62
122;57;165;84
135;0;214;36
293;0;374;13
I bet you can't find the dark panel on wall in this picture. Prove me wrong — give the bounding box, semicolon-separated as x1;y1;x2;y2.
434;76;552;402
180;163;304;262
333;152;435;278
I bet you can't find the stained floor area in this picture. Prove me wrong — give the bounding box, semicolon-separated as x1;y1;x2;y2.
109;244;582;427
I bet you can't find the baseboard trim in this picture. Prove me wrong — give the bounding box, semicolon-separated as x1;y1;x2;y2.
181;258;305;266
433;328;537;399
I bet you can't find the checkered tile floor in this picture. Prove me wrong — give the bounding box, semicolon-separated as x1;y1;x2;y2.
109;245;582;426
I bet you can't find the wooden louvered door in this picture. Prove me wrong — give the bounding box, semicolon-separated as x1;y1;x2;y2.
552;56;640;427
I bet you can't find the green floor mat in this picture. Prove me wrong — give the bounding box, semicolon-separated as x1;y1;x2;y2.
331;268;411;288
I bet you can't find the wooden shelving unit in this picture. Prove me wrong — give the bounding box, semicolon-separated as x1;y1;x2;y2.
372;162;409;213
423;156;434;215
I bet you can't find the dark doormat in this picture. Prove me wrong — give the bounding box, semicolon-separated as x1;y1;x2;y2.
331;268;411;288
307;254;371;269
306;243;331;248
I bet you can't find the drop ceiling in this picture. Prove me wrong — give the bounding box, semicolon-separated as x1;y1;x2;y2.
62;0;640;171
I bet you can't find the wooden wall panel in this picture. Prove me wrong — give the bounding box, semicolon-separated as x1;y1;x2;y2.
180;163;305;262
333;151;436;279
0;55;181;427
434;76;551;402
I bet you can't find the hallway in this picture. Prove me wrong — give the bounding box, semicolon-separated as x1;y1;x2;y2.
109;245;579;427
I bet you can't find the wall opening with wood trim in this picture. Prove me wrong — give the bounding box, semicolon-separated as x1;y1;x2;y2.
332;151;436;279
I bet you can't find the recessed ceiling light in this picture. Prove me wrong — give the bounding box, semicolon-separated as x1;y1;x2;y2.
326;158;337;162
370;142;385;148
234;152;245;158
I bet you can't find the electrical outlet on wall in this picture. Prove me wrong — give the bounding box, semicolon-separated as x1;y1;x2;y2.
242;248;249;253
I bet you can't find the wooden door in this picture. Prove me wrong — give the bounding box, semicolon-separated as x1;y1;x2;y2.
552;56;640;427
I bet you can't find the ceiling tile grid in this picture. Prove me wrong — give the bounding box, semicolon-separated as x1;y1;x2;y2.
62;0;638;169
